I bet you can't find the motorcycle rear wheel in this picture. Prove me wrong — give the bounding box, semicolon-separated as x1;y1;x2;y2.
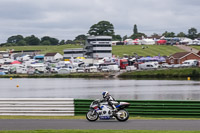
86;110;99;121
115;109;129;122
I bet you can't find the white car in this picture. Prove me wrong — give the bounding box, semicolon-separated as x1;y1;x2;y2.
101;66;110;72
76;67;85;73
161;63;172;68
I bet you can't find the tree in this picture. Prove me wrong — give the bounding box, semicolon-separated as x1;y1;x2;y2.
162;31;175;37
112;34;122;41
188;27;197;39
133;24;138;34
41;40;50;45
177;32;186;37
66;40;75;44
17;40;27;46
130;24;146;39
59;40;65;45
74;34;87;44
7;35;23;44
24;35;40;45
74;34;87;41
88;21;114;36
151;33;160;39
130;32;147;40
41;36;59;45
123;35;128;41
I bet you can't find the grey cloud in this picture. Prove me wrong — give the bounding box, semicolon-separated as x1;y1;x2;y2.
0;0;200;43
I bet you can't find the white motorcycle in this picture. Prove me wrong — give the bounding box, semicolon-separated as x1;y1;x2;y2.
86;99;130;122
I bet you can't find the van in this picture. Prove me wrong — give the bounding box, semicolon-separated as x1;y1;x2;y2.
138;62;159;70
126;66;137;71
108;65;120;72
181;60;199;67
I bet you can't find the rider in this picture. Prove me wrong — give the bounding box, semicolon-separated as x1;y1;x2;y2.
102;91;117;111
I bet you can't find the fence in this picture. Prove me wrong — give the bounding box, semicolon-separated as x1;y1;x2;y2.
1;98;200;117
74;99;200;118
0;98;74;116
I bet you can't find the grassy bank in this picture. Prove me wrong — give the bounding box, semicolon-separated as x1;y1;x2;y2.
118;68;200;79
0;45;185;57
112;45;185;57
0;73;109;79
0;129;200;133
191;45;200;50
0;44;82;55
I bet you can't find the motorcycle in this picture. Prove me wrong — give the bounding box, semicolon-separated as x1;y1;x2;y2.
86;99;130;122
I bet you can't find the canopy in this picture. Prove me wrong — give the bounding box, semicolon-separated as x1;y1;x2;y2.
11;60;21;64
0;72;5;75
138;56;166;62
76;57;85;59
157;40;166;44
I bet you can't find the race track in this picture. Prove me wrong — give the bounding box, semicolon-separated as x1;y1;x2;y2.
0;119;200;131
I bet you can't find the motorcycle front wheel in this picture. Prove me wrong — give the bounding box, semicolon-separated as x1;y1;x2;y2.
86;110;99;122
115;109;129;122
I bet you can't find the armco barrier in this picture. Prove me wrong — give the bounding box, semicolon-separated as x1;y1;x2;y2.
0;98;74;116
74;99;200;118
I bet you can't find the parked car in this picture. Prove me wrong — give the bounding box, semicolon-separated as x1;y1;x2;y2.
138;62;159;70
76;67;85;73
108;65;120;72
172;64;182;68
126;66;137;71
101;66;110;72
89;66;98;73
0;68;9;74
50;67;58;73
161;63;172;68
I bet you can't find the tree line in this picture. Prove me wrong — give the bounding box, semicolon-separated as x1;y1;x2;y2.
1;20;200;47
0;35;79;47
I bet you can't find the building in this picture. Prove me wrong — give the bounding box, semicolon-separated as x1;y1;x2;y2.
85;36;112;59
63;48;85;60
167;52;200;64
44;53;63;62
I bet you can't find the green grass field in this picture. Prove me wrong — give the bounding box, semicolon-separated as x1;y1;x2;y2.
112;45;185;57
191;45;200;50
0;44;185;57
0;129;200;133
0;44;82;55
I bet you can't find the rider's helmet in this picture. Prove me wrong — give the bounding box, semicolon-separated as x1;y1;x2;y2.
102;91;109;98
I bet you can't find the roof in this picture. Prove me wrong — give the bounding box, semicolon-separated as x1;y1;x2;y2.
34;55;44;58
169;52;200;59
45;53;57;56
170;52;190;59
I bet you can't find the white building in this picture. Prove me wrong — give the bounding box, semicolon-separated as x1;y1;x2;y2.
44;53;63;62
85;36;112;59
63;48;85;60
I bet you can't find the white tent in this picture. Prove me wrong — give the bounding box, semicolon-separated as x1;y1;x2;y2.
179;38;193;45
141;39;155;45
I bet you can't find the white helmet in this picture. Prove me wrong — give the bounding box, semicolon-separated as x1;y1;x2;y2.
102;91;109;98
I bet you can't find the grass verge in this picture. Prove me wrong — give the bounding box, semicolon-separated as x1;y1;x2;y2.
118;68;200;79
1;116;200;120
0;73;109;79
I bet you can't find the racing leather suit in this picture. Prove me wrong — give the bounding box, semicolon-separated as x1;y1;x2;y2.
102;94;117;111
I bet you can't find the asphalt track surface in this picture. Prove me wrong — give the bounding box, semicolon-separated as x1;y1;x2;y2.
0;119;200;131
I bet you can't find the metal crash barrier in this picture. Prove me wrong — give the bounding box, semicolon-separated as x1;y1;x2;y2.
74;99;200;118
0;98;74;116
1;98;200;117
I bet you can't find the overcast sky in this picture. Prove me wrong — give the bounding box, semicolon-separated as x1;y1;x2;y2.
0;0;200;43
